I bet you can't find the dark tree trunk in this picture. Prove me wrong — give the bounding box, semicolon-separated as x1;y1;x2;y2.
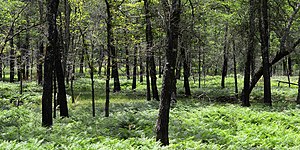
259;0;271;106
80;47;84;74
241;0;255;107
112;47;121;92
198;47;201;88
98;45;104;77
17;34;21;82
37;0;44;84
105;0;113;117
0;54;2;81
139;47;144;83
158;47;162;78
144;0;159;100
221;23;228;88
24;17;30;81
233;39;238;98
10;27;14;83
125;45;130;80
90;46;95;117
62;0;71;79
53;71;57;118
132;45;137;90
175;61;181;79
71;59;75;103
287;57;292;87
156;0;180;145
42;0;60;127
55;49;69;117
297;68;300;104
203;51;206;87
181;43;191;96
37;42;44;84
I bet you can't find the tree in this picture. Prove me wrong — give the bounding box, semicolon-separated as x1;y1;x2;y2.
241;0;255;107
42;0;60;127
156;0;181;145
144;0;159;100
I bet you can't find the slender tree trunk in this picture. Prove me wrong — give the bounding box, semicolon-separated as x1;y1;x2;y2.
37;0;44;85
90;46;95;117
53;71;57;118
259;0;271;106
98;45;104;77
156;0;180;145
55;49;69;117
221;23;229;88
10;27;14;83
0;54;2;81
132;45;137;90
297;67;300;104
42;0;59;127
241;0;255;107
198;47;201;88
233;39;238;98
139;47;144;83
181;42;191;96
125;45;130;80
24;16;30;80
105;0;113;117
287;56;292;87
62;0;71;79
144;0;159;100
158;47;162;78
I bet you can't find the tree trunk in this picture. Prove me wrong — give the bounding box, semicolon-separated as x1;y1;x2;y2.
241;0;255;107
156;0;180;145
132;45;137;90
297;68;300;104
198;47;201;88
221;23;228;88
53;71;57;118
260;0;271;106
144;0;159;100
55;48;69;117
98;45;104;77
139;47;144;83
105;0;113;117
10;27;14;83
158;46;162;78
233;39;238;98
62;0;71;79
125;45;130;80
181;43;191;96
0;54;2;81
42;0;60;127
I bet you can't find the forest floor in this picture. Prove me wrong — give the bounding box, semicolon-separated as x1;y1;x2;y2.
1;75;300;149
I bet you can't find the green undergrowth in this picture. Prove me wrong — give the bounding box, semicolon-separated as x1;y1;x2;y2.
0;75;300;149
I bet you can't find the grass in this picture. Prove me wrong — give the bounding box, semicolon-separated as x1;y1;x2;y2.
0;74;300;149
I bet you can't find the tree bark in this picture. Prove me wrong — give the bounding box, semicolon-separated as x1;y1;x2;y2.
42;0;60;127
297;68;300;104
105;0;113;117
233;39;238;98
132;45;137;90
139;47;144;83
144;0;159;100
156;0;180;145
181;42;191;96
221;23;228;88
260;0;271;106
125;45;130;80
241;0;255;107
10;27;14;83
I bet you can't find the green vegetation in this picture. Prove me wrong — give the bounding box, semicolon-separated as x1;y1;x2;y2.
1;76;300;149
